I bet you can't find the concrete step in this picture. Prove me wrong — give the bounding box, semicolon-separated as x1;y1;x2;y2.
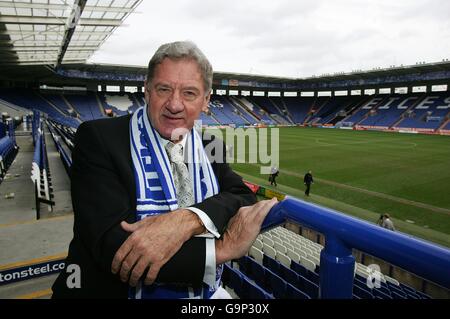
0;274;57;299
0;215;72;266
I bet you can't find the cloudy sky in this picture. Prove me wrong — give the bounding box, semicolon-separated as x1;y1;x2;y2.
89;0;450;78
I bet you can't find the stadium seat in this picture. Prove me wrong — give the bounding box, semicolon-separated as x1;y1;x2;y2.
245;278;273;299
284;242;295;252
253;238;263;250
249;245;264;264
293;247;308;258
247;257;267;290
291;260;308;277
305;269;320;284
273;241;287;254
278;262;298;282
263;254;281;275
300;256;316;273
297;274;319;298
417;291;432;299
391;289;407;299
266;269;287;298
286;248;301;264
272;236;283;245
275;252;291;268
263;243;277;259
286;282;311;299
262;236;274;248
223;264;243;297
353;285;373;299
373;288;392;299
237;256;250;275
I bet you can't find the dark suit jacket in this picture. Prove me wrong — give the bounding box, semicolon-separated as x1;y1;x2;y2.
51;115;256;298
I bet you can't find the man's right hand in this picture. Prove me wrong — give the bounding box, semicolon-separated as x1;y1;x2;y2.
111;209;203;287
215;198;278;264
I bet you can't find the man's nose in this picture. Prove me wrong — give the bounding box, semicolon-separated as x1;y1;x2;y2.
166;91;184;113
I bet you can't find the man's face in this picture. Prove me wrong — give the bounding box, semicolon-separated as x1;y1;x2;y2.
144;57;210;141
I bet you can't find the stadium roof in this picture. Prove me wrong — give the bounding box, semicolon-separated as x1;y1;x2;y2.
0;0;141;66
2;60;450;91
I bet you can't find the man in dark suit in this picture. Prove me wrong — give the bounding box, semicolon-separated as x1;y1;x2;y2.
304;170;314;196
52;41;277;298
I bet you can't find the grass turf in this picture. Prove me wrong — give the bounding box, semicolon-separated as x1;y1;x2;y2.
226;127;450;246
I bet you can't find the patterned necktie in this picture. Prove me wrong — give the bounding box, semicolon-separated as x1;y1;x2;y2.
165;142;194;208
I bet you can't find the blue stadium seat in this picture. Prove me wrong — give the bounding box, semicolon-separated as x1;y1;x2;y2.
263;254;281;275
353;285;373;299
305;269;320;284
237;256;250;275
279;263;300;286
378;286;391;297
417;291;432;299
391;290;407;299
291;260;308;277
247;256;267;290
373;288;392;299
286;282;311;299
225;264;244;297
389;284;407;299
243;277;273;299
297;274;319;299
266;269;287;298
353;277;367;289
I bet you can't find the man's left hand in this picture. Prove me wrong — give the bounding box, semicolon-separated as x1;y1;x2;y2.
111;209;203;287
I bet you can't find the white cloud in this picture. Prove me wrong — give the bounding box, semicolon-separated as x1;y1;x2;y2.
89;0;450;78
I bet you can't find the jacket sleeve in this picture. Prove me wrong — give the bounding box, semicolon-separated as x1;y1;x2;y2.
71;121;206;286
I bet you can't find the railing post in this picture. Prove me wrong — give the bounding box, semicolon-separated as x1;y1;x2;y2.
320;235;355;299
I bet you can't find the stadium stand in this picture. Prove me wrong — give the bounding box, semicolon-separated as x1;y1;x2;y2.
30;112;54;219
223;224;439;299
1;88;449;132
395;93;450;130
0;130;18;183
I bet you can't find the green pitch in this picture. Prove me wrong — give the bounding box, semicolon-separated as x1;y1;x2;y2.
228;127;450;248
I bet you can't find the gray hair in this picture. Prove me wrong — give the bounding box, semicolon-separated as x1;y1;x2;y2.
146;41;213;94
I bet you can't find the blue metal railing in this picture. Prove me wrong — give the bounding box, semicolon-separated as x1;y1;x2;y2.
262;196;450;298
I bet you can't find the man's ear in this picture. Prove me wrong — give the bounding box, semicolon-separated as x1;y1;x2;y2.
144;80;150;103
202;92;211;113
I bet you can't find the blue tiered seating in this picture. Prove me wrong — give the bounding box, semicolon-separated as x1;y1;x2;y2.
309;96;353;124
344;96;388;125
396;93;450;130
198;112;218;125
211;96;248;125
283;97;314;124
65;92;104;121
0;135;18;182
250;97;290;123
234;226;434;299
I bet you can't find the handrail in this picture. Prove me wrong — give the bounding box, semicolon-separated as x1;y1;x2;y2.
262;196;450;298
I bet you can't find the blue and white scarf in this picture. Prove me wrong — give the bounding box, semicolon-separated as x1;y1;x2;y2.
129;106;221;299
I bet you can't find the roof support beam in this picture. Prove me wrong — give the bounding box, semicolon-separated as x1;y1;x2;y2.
0;15;122;26
0;59;86;65
57;0;87;66
0;46;98;52
3;30;110;36
0;40;103;45
0;1;135;13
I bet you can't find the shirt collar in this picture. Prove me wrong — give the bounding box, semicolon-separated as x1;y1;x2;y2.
159;132;188;153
